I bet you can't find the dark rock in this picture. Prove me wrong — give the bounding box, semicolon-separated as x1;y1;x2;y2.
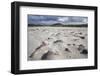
53;40;63;44
80;49;88;54
80;36;85;39
67;44;71;46
41;51;58;60
41;51;50;60
79;32;82;35
65;48;70;52
29;53;34;58
48;37;52;40
48;38;50;39
35;42;46;51
78;44;85;51
73;44;75;46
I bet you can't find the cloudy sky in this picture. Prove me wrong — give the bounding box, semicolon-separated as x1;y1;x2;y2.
28;15;88;25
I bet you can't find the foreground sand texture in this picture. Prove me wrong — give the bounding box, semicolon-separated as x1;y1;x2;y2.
28;27;88;60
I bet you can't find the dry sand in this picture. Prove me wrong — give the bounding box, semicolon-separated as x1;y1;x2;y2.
28;27;88;60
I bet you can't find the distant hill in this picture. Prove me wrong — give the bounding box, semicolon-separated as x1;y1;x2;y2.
52;23;63;26
28;23;88;27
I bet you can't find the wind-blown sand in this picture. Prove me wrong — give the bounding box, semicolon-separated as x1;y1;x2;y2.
28;27;88;60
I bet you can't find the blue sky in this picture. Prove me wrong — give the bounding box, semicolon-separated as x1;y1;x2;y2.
28;15;88;25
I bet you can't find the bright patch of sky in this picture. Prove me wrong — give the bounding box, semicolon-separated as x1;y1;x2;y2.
28;15;88;25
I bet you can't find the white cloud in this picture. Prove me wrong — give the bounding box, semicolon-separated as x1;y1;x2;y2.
58;17;69;22
82;18;88;23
